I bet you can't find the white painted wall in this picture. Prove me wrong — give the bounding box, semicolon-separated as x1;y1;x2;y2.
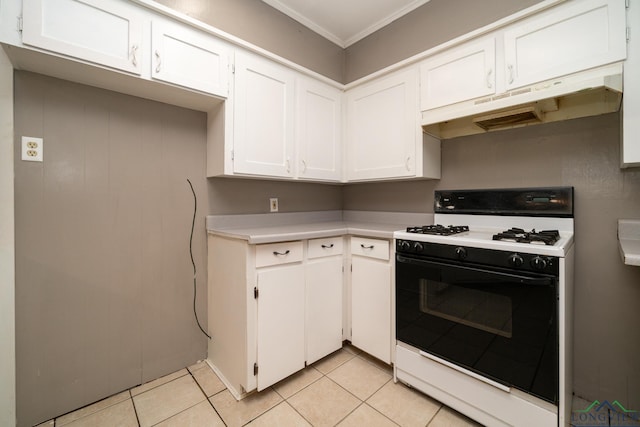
0;47;16;427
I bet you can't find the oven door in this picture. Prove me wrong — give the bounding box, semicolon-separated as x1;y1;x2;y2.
396;253;558;404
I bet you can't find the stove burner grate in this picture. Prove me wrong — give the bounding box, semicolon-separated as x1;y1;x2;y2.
406;224;469;235
492;228;560;245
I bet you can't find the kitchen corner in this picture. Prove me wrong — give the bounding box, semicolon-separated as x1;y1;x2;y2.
205;209;433;399
206;210;434;243
618;219;640;266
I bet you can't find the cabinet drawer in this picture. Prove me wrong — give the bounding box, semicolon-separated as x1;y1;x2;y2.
350;237;389;261
256;241;303;267
308;237;344;259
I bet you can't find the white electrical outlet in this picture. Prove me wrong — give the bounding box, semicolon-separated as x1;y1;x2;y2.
270;198;279;212
22;136;43;162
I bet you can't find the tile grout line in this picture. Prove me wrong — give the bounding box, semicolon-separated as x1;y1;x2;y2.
53;389;134;426
295;349;398;427
128;390;142;427
186;366;229;426
425;405;445;426
324;371;397;426
272;384;316;426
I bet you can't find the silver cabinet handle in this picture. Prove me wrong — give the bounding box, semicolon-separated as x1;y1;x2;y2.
405;156;411;171
273;250;290;256
155;50;162;73
507;64;514;84
486;68;493;89
301;159;307;173
286;158;291;174
321;244;334;249
361;244;374;249
130;45;138;67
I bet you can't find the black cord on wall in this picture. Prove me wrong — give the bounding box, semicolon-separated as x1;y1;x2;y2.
187;179;211;340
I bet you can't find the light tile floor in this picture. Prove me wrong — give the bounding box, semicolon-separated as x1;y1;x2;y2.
38;345;483;427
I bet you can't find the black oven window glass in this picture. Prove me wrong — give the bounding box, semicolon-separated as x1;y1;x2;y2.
396;257;558;404
420;280;513;338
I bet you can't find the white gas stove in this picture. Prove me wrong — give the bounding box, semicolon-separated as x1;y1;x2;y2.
394;213;575;257
393;187;575;427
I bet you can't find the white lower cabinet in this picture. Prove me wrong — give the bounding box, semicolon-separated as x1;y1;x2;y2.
256;263;305;391
208;235;344;398
349;237;392;364
306;238;344;364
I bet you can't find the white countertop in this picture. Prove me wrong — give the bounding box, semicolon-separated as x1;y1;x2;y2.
618;219;640;266
206;210;434;244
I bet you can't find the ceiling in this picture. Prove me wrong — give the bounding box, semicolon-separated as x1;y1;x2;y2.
260;0;431;48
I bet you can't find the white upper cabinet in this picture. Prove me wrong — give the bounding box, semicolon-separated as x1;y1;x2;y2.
420;0;627;117
420;38;496;111
296;78;343;182
504;0;626;90
622;0;640;167
22;0;144;75
232;50;296;178
151;18;230;97
347;67;440;181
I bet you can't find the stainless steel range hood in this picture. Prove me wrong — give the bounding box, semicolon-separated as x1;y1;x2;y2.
422;63;623;139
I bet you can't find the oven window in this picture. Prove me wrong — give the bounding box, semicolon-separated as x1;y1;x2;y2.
420;279;513;338
396;256;559;404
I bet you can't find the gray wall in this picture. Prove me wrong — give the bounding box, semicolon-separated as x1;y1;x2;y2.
208;178;342;214
345;113;640;406
14;72;209;427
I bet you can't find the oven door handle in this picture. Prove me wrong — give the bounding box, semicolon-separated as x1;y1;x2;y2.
396;255;556;286
419;350;511;393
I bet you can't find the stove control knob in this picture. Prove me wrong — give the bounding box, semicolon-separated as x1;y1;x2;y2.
531;256;548;270
508;253;524;267
399;240;411;251
455;247;467;260
413;242;424;252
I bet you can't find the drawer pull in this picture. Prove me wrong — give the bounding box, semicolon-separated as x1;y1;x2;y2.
273;250;290;256
321;244;334;249
361;244;374;249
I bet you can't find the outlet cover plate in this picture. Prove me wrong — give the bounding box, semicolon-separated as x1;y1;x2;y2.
22;136;43;162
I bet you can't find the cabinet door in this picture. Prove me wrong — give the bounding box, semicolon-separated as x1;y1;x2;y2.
233;51;295;178
420;38;496;111
622;0;640;167
504;0;626;90
296;78;343;181
256;264;305;391
351;256;391;364
306;258;343;365
346;68;419;181
151;19;230;97
22;0;143;74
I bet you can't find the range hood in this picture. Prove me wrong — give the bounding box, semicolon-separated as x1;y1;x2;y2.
422;63;623;139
